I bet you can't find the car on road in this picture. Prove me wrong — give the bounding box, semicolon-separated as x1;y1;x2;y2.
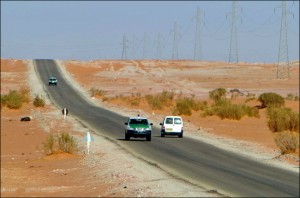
160;116;183;138
48;77;57;86
125;116;153;141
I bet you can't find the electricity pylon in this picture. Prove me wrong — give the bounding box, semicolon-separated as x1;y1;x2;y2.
172;20;179;60
194;7;203;61
121;35;128;60
277;0;290;79
229;1;239;63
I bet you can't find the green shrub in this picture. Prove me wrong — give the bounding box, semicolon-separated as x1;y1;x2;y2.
43;132;78;155
172;97;205;116
274;131;299;154
209;88;226;102
33;95;45;107
266;107;299;132
258;92;284;108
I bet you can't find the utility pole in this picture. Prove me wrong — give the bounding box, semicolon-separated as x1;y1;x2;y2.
229;1;239;63
121;35;128;60
277;0;290;79
143;33;147;59
194;7;203;61
172;20;179;60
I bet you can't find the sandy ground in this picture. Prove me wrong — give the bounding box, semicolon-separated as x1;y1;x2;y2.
1;59;299;197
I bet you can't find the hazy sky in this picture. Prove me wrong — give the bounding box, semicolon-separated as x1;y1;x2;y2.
1;1;299;63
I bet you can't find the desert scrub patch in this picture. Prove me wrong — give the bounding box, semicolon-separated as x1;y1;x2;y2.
90;87;107;97
145;90;174;110
43;132;78;155
33;95;45;107
209;88;226;102
286;93;299;101
1;90;24;109
258;92;284;108
274;131;299;155
202;100;259;120
172;97;206;116
266;107;299;132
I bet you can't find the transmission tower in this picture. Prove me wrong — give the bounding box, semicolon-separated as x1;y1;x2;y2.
277;0;290;79
229;1;239;63
194;7;203;61
172;20;179;60
156;33;163;59
121;35;128;60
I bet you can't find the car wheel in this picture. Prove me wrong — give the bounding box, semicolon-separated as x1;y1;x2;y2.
161;131;165;137
146;135;151;141
178;132;183;138
125;133;130;140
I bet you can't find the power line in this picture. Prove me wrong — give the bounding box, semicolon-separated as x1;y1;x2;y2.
172;20;179;60
121;35;128;60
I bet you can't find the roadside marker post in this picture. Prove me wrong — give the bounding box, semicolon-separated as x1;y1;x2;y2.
84;132;94;154
62;108;68;121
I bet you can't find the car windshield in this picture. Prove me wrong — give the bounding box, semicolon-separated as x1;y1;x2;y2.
129;119;148;125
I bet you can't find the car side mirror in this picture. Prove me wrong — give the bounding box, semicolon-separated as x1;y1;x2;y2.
125;122;128;125
150;123;153;126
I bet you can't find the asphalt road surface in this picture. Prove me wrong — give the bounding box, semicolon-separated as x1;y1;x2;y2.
34;59;299;197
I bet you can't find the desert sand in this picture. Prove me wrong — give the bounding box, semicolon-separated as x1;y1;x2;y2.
1;59;299;197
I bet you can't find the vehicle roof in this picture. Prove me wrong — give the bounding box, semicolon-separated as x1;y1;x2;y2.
164;116;182;118
129;117;148;120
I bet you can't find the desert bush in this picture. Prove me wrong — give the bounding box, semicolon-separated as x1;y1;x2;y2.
145;90;174;110
90;88;107;97
33;95;45;107
2;90;23;109
266;107;299;132
202;100;259;120
43;132;78;155
172;97;205;116
286;93;299;101
258;92;284;108
58;132;78;154
209;88;226;102
274;131;299;154
130;97;141;106
43;134;57;155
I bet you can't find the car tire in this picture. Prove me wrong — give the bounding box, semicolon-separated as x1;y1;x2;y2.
178;132;183;138
146;135;151;141
161;131;165;137
125;133;130;140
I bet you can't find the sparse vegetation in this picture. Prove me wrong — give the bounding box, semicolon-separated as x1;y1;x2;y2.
258;92;284;108
266;107;299;132
43;132;78;155
33;95;45;107
202;100;259;120
90;87;107;97
145;90;174;110
286;93;299;101
274;131;299;155
172;97;206;116
209;88;226;102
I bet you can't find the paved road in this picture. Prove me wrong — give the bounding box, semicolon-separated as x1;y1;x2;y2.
34;59;299;197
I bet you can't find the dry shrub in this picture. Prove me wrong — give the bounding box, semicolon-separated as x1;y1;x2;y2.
266;107;299;132
145;90;174;110
90;87;107;97
33;95;45;107
258;92;284;108
209;88;226;102
274;131;299;155
43;132;78;155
